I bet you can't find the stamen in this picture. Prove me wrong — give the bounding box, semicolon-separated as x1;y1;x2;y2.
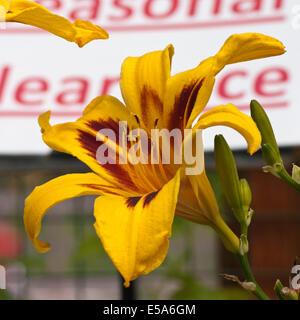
134;115;140;126
128;127;159;192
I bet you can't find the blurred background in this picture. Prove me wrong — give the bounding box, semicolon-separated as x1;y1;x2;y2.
0;0;300;300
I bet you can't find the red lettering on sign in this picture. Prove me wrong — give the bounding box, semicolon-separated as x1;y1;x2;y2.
0;66;11;103
15;78;49;106
213;0;223;15
69;0;101;20
56;78;89;105
217;67;289;102
218;71;247;99
274;0;284;10
255;67;289;97
109;0;133;21
232;0;262;14
144;0;178;19
35;0;62;10
188;0;200;16
100;77;120;95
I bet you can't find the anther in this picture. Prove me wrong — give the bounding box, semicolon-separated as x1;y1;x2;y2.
134;115;140;126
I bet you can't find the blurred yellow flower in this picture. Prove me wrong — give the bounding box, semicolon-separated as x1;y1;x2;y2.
0;0;108;46
24;33;285;287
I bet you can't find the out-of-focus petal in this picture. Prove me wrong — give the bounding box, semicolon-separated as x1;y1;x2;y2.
6;0;108;47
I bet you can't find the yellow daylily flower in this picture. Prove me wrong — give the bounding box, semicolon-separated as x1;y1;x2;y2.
0;0;108;46
24;33;285;287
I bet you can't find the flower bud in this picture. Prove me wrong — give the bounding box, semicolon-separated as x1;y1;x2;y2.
274;279;299;300
214;135;243;223
239;234;249;255
281;287;299;300
261;143;281;168
292;164;300;184
274;279;284;300
247;209;254;227
239;179;252;214
241;281;256;292
250;100;282;166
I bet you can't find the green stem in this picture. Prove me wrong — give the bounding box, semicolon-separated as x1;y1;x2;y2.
240;221;248;237
278;168;300;193
274;279;285;300
237;253;270;300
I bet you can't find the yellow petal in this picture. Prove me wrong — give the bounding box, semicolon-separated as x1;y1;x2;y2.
0;0;10;11
120;44;174;129
164;33;285;129
94;169;181;287
194;103;261;155
164;69;215;130
176;172;212;225
185;172;220;224
178;173;239;253
72;20;109;48
214;33;286;73
24;172;116;253
39;95;143;196
5;0;108;47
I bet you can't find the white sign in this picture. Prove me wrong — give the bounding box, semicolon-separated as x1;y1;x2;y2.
0;0;298;154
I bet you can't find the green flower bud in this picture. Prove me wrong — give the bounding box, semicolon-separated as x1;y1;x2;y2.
261;143;281;168
241;281;256;292
274;279;299;300
214;135;243;223
274;279;285;300
239;234;249;255
247;209;254;227
281;287;299;300
214;135;240;204
239;179;252;214
292;164;300;184
250;100;282;166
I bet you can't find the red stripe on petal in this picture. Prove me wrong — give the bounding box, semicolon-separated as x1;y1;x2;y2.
85;118;127;145
140;86;163;124
185;78;205;122
169;81;197;130
126;196;142;208
79;184;120;196
143;190;159;208
77;130;139;193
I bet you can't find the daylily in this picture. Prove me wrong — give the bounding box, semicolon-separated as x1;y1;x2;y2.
24;33;285;287
0;0;108;46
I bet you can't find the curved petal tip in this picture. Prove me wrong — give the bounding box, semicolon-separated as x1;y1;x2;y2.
38;111;52;133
